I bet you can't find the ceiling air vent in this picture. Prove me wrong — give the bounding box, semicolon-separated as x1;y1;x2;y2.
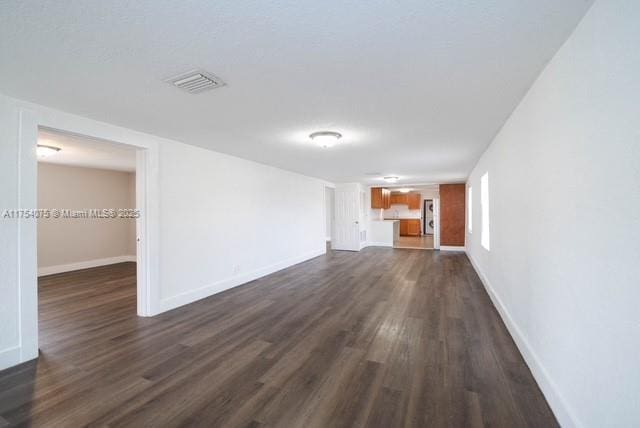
165;70;226;94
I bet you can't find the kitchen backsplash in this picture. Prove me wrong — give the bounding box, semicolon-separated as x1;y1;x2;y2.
382;204;421;219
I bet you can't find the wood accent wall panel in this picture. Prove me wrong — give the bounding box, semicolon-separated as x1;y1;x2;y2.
440;183;466;246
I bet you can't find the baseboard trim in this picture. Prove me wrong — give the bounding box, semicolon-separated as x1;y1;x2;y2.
158;247;327;313
465;251;580;428
0;346;21;371
38;255;137;277
439;245;466;251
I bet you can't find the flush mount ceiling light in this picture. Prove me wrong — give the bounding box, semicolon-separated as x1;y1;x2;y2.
383;176;399;183
309;131;342;148
37;144;61;157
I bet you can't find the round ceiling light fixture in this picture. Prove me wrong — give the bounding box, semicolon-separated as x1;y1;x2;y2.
37;144;62;157
383;176;399;183
309;131;342;148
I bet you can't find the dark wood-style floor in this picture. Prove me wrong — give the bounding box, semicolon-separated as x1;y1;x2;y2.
0;248;557;427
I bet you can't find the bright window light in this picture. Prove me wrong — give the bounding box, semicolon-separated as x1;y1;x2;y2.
481;173;490;251
468;186;473;233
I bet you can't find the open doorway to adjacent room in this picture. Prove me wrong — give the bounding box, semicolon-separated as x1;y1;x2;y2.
389;185;439;250
36;128;142;350
369;184;440;250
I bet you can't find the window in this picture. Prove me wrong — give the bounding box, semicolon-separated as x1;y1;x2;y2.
468;186;473;233
481;173;490;250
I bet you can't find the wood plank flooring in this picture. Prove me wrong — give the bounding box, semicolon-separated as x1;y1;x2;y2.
0;248;557;427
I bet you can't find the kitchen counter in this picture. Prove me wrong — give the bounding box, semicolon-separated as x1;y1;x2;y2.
384;218;421;236
369;219;400;247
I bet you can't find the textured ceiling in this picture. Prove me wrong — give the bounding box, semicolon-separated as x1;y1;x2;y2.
0;0;593;184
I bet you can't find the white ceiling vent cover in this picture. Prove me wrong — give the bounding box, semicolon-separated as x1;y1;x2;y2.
165;70;226;94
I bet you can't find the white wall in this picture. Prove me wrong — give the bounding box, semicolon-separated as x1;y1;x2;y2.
38;163;136;275
0;96;23;369
156;141;326;311
465;1;640;426
0;92;329;370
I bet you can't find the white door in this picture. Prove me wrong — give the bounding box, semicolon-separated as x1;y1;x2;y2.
333;187;360;251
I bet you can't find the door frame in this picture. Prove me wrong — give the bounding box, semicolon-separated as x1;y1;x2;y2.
433;197;441;249
423;198;436;235
323;185;335;244
16;108;160;363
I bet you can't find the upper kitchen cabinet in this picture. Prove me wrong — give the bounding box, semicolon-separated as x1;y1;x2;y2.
383;189;391;208
390;193;408;205
389;192;421;208
408;193;421;209
373;189;421;209
371;187;391;209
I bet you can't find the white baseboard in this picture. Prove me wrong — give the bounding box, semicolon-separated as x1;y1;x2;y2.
439;245;466;251
158;247;327;313
465;251;580;428
38;255;137;277
0;346;22;371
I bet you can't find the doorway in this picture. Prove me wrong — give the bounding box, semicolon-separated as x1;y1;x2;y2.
36;128;145;352
13;110;158;366
389;189;436;250
391;198;435;250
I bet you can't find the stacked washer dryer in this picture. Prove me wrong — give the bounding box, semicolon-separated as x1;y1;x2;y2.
424;199;435;235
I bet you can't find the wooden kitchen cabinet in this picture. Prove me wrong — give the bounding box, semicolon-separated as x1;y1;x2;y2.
383;189;391;208
390;192;421;208
371;187;384;209
399;219;408;236
371;187;391;209
399;219;421;236
375;190;421;211
406;219;421;236
390;193;408;205
408;193;421;209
